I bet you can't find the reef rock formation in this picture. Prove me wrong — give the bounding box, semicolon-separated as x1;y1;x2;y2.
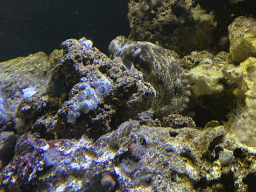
3;7;256;190
0;52;60;132
127;0;217;56
15;37;156;139
2;119;256;191
109;36;191;119
228;16;256;64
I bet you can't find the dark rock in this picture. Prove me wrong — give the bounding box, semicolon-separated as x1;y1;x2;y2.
15;38;156;139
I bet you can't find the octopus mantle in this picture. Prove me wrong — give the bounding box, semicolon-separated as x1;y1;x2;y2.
109;36;191;118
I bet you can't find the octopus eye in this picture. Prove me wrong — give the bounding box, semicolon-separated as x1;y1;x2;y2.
132;47;141;59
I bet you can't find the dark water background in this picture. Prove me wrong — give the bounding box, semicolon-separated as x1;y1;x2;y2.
0;0;130;62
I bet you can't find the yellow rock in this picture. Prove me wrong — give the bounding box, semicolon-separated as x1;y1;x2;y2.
187;64;224;97
228;16;256;64
240;57;256;114
223;57;256;115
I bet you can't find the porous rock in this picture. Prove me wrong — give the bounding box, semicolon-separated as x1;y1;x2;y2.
228;16;256;64
222;57;256;116
0;52;54;132
15;37;156;139
181;50;243;124
187;61;224;97
138;113;196;128
0;132;16;170
1;120;256;191
127;0;217;56
228;104;256;147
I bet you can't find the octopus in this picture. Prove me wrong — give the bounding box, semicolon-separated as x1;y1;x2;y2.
109;36;191;119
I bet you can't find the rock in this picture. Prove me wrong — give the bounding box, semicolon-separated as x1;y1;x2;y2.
187;62;224;97
228;104;256;147
219;150;233;166
1;120;256;191
48;49;63;67
127;0;217;56
222;57;256;115
228;16;256;64
0;52;53;132
15;37;156;139
0;132;16;170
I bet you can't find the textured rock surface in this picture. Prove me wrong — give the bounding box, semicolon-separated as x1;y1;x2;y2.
15;37;156;139
187;61;224;97
222;57;256;115
228;16;256;64
0;52;58;133
0;132;16;170
228;104;256;147
1;120;256;191
127;0;217;56
127;0;256;58
178;50;243;126
109;36;191;119
2;2;256;191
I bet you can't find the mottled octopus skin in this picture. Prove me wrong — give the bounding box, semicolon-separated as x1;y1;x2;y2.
109;36;191;119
